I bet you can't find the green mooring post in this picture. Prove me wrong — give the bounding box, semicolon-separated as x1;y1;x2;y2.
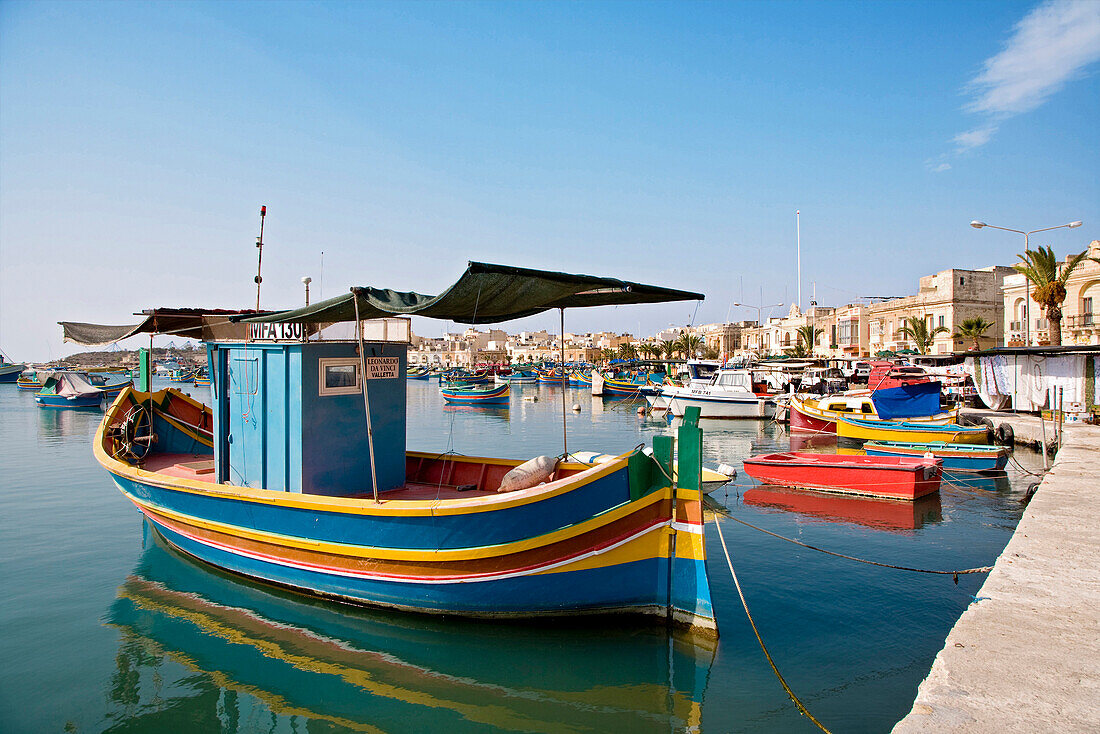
676;405;702;494
138;348;151;392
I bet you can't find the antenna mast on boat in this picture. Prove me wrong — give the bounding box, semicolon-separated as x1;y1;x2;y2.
255;205;267;310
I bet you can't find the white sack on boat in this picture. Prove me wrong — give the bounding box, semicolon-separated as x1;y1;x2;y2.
498;456;559;493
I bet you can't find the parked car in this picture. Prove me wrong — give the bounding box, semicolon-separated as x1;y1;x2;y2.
852;361;872;382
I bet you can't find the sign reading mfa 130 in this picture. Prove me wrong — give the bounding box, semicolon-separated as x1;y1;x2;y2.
248;322;306;342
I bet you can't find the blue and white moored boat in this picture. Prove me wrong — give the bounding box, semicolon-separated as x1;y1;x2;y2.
862;441;1009;473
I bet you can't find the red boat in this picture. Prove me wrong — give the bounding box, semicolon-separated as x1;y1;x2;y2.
741;452;942;501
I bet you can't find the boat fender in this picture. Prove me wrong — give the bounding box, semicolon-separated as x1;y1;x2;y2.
980;418;995;443
497;455;559;493
995;423;1014;446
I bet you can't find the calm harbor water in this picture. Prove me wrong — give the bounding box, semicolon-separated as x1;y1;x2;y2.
0;378;1040;733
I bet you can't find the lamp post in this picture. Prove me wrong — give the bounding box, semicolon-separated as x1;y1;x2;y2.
970;220;1083;345
301;276;312;306
733;301;783;355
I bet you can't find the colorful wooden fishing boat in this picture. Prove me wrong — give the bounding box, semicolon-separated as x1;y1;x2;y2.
568;369;593;387
742;452;943;500
76;263;715;632
788;393;956;433
16;369;43;390
597;372;647;396
440;382;510;405
91;375;134;396
862;441;1009;473
167;368;195;383
537;368;564;384
34;371;105;409
836;415;988;445
406;367;431;380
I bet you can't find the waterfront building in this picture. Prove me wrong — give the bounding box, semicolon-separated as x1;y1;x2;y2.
739;305;837;357
1001;240;1100;347
866;266;1012;355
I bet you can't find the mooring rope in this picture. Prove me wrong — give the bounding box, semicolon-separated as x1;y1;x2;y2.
713;515;833;734
711;504;992;581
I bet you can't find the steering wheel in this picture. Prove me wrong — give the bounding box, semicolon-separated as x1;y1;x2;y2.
111;405;157;462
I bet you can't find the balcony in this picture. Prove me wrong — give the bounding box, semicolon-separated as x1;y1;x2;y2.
1066;313;1096;329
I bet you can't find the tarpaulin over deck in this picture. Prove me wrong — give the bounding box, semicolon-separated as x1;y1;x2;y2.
244;262;705;325
60;309;269;346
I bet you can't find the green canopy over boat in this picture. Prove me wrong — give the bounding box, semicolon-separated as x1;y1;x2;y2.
244;261;705;326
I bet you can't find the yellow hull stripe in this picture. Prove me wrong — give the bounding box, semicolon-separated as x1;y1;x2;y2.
118;484;674;563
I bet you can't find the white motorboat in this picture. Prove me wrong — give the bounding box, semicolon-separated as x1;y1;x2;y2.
662;368;776;419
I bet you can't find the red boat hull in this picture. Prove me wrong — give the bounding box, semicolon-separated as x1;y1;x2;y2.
788;402;836;433
742;452;942;501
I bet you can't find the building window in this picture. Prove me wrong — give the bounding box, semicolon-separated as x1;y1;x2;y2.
938;315;945;328
960;277;965;285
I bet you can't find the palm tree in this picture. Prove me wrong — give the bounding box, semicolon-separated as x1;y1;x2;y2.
953;317;994;351
617;342;638;360
600;347;615;362
675;331;703;360
660;340;677;360
1013;246;1089;346
898;315;949;354
795;325;823;356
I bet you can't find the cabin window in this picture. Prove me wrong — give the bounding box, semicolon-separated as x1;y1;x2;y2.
318;358;362;396
861;403;873;413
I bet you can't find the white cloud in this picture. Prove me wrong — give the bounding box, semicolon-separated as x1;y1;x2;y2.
950;0;1100;154
953;124;999;152
931;162;952;173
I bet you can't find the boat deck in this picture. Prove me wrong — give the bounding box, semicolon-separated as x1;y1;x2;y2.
140;453;584;500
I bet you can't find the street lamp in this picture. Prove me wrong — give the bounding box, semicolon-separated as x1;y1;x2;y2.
733;301;784;356
970;220;1083;345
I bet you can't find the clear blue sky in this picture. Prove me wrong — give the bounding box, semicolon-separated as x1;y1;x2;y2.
2;0;1097;360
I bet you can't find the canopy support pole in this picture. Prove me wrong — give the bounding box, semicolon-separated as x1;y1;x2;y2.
353;293;380;503
560;307;568;459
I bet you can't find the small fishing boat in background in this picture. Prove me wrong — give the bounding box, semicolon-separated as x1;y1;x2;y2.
742;452;943;500
440;382;510;405
167;368;195;383
662;368;775;419
863;441;1009;473
34;371;105;409
0;355;25;383
90;374;133;396
836;415;988;445
788;393;956;433
406;367;431;380
17;369;43;390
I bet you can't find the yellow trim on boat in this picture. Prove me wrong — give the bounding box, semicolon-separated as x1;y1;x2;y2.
118;486;673;562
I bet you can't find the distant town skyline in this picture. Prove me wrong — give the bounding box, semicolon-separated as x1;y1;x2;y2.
2;0;1097;361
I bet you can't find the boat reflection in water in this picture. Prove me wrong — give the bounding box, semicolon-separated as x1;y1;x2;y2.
439;404;511;421
104;522;715;733
941;470;1012;494
740;486;943;532
787;432;839;453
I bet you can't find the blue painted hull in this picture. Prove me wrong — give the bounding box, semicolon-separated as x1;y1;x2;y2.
151;516;700;617
35;392;102;408
864;442;1008;473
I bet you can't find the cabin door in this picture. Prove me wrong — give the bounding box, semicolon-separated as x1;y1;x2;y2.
227;349;265;488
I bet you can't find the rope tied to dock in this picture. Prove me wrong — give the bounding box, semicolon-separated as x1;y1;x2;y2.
711;505;993;582
713;514;834;734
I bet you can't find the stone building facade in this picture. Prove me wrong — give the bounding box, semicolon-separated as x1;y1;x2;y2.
1002;240;1100;347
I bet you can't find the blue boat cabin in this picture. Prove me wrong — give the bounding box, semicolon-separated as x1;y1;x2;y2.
206;320;410;496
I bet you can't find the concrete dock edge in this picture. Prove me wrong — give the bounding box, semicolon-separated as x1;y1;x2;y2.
892;422;1100;732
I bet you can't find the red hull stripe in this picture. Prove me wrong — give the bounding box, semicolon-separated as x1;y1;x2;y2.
142;506;672;584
